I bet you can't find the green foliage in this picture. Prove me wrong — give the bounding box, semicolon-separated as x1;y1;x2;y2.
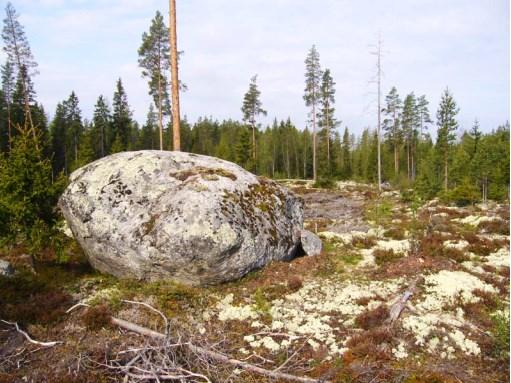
252;287;272;316
440;178;480;206
491;311;510;360
313;176;336;189
0;126;66;249
365;198;394;225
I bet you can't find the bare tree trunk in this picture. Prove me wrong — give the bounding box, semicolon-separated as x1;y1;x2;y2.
326;108;330;172
444;153;448;191
407;142;410;180
312;101;317;181
252;123;256;165
158;73;164;151
7;104;11;150
376;37;382;191
169;0;181;151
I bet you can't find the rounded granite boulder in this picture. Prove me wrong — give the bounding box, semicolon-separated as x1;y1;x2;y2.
58;151;304;285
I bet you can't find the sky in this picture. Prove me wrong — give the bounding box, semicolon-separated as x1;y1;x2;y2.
5;0;510;136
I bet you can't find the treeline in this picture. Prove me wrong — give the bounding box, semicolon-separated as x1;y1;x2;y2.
0;2;509;205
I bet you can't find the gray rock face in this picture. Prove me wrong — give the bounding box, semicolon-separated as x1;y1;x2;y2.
0;259;13;276
59;151;303;285
300;230;322;256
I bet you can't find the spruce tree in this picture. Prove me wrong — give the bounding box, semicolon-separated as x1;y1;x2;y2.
235;128;251;168
303;45;322;181
468;118;482;159
49;102;67;175
0;124;63;243
92;95;112;157
75;122;95;168
139;104;157;150
341;127;352;179
63;91;82;169
241;74;266;170
436;88;459;191
112;78;133;152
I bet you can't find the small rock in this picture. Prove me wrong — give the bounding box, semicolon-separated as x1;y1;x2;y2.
301;230;322;256
0;259;13;276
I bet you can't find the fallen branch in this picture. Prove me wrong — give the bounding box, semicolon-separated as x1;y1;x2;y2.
111;317;326;383
386;278;420;325
1;320;61;347
122;299;169;334
66;302;90;314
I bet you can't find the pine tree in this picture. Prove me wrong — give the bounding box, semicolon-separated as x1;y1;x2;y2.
1;60;14;148
112;78;133;152
318;69;337;172
382;86;402;176
138;11;170;151
401;93;419;180
416;94;432;136
436;88;459;191
241;75;266;170
304;45;322;181
2;2;37;133
0;88;6;152
92;95;111;157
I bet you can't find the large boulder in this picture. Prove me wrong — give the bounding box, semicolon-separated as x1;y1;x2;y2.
59;151;303;285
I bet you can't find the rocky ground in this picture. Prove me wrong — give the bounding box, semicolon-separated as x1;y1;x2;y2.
0;181;509;382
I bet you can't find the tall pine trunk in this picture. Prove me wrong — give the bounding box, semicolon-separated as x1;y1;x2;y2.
169;0;180;151
158;72;164;150
312;101;317;181
326;107;330;172
444;152;448;191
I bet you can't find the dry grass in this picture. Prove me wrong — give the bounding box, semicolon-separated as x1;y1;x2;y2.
354;305;389;330
344;327;394;362
82;305;112;331
478;219;510;235
373;248;402;265
383;227;406;240
351;235;377;249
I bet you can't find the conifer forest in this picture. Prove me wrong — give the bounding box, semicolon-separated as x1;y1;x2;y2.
0;2;509;383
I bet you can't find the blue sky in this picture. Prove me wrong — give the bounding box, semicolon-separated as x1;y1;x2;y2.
5;0;510;135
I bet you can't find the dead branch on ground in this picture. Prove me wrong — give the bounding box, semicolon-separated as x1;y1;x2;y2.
0;319;61;347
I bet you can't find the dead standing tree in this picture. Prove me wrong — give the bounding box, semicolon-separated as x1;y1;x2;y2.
369;34;383;191
169;0;181;151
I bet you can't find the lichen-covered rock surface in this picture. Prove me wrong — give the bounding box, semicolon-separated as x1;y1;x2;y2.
58;151;303;285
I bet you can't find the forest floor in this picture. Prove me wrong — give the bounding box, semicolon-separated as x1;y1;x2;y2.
0;181;509;383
